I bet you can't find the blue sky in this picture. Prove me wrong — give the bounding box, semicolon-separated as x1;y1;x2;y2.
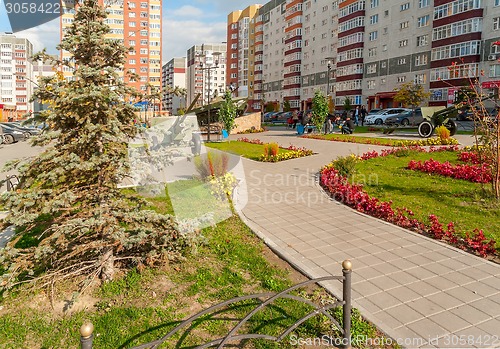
0;0;259;63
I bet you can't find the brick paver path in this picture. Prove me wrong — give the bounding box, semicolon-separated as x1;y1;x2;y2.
232;130;500;349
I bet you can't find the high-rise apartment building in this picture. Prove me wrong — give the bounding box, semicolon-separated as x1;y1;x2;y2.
162;57;186;115
60;0;162;110
227;5;262;111
260;0;287;111
186;43;227;108
228;0;500;112
0;33;34;119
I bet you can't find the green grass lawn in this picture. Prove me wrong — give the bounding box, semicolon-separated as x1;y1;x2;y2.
353;150;500;246
205;140;293;161
0;181;389;349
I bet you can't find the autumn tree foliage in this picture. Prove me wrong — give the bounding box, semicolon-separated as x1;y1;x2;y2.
393;81;431;111
0;0;190;292
311;90;329;134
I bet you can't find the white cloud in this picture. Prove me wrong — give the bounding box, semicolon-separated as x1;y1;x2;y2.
170;5;204;18
17;18;60;54
163;19;226;63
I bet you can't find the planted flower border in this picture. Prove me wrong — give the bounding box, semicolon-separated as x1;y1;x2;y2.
302;133;459;147
320;146;497;258
237;137;314;162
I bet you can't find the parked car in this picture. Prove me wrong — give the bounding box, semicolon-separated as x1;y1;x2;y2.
385;108;424;126
367;108;382;115
2;122;41;137
1;124;25;144
364;108;411;125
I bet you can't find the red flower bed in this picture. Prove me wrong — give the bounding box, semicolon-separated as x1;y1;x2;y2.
458;151;482;164
237;137;264;145
407;159;492;183
320;149;497;258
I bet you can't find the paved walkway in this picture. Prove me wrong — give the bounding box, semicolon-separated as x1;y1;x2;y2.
231;130;500;348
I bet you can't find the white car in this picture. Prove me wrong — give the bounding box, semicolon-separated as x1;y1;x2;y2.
364;108;412;125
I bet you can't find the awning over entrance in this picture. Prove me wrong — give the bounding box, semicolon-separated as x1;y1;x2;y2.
482;81;500;89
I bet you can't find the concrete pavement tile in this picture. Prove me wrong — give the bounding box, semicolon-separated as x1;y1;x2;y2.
441;271;477;285
354;254;386;268
370;275;401;291
480;276;500;289
372;262;402;275
351;280;384;297
358;244;388;254
356;298;383;313
391;327;428;348
406;267;438;281
372;252;402;263
311;254;335;267
371;310;405;330
386;286;422;303
429;311;470;333
354;266;380;280
463;281;500;297
343;247;371;259
317;244;338;255
450;304;493;325
406;318;448;340
438;258;470;271
387;271;421;285
424;276;457;291
406;254;435;266
386;258;420;270
369;291;401;309
469;318;500;339
454;255;486;267
408;281;441;297
459;266;497;281
427;290;466;309
421;262;456;276
445;286;484;304
392;247;419;258
373;241;401;251
451;327;495;349
406;297;443;317
385;303;425;325
477;263;500;276
469;298;500;318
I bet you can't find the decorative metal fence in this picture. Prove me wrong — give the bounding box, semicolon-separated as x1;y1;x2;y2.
80;260;353;349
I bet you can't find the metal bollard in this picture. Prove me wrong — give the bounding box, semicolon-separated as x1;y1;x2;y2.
191;131;201;155
342;259;352;349
80;322;94;349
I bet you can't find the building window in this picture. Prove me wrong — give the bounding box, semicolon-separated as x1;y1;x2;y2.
367;64;377;74
382;44;387;51
490;64;500;77
398;76;406;83
399;39;408;47
369;14;379;25
417;15;430;27
417;35;428;47
368;47;377;57
494;17;500;30
367;80;376;89
400;21;409;29
415;54;428;66
369;31;378;41
398;58;406;65
370;0;379;8
415;74;426;84
419;0;430;8
400;3;410;11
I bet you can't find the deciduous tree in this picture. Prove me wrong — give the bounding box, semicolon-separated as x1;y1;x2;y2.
311;90;329;134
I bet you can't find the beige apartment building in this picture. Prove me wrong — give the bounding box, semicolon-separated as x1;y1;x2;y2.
228;0;500;111
186;43;227;108
162;57;186;115
0;33;34;119
60;0;162;111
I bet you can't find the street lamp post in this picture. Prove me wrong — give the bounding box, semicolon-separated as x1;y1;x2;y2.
325;57;334;134
199;52;221;142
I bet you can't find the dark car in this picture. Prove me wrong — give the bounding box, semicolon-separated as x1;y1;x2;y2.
3;122;41;137
385;108;424;126
1;124;25;144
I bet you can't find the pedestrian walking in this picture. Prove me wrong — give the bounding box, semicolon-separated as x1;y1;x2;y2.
353;106;360;126
292;110;299;129
341;117;355;134
360;105;367;126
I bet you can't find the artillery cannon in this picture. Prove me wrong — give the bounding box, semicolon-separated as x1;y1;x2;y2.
417;106;458;138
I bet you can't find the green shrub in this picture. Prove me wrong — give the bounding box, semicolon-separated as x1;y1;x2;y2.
332;155;360;178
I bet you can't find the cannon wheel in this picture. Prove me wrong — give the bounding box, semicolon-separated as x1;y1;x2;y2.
418;121;433;138
445;119;457;136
